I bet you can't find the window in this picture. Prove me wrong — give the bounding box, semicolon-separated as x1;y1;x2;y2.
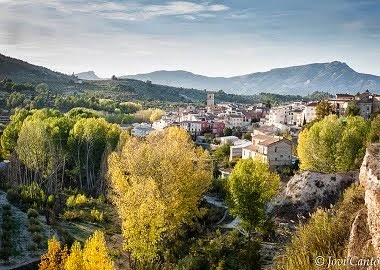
274;147;277;152
275;158;277;161
280;155;283;158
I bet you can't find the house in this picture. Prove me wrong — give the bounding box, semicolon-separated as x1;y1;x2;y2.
302;102;317;123
242;134;292;169
131;123;155;137
219;136;239;145
229;139;252;161
180;121;209;134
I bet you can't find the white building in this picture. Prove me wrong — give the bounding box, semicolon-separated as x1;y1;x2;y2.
131;123;155;137
242;134;292;169
229;139;252;161
302;102;318;123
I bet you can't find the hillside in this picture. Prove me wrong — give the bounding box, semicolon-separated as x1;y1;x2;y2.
0;54;259;103
122;61;380;95
0;53;72;85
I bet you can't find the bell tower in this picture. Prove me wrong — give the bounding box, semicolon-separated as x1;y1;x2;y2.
207;91;215;106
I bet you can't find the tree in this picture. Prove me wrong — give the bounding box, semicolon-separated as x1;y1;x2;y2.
42;231;114;270
82;231;115;270
345;101;360;116
369;114;380;142
223;127;233;136
227;158;280;232
68;118;120;194
149;109;165;122
39;236;68;270
65;242;83;270
316;100;333;120
108;127;212;264
298;115;369;173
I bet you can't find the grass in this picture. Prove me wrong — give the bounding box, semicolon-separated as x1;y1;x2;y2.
272;184;365;270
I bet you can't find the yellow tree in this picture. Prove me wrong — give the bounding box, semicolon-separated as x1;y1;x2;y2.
65;242;83;270
39;236;68;270
82;230;115;270
108;127;212;264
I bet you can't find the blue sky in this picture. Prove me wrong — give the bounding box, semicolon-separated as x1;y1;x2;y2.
1;0;380;77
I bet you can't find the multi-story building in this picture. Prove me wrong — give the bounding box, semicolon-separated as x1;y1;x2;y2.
242;134;292;169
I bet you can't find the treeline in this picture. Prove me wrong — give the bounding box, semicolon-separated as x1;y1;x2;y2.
1;108;121;195
0;78;35;92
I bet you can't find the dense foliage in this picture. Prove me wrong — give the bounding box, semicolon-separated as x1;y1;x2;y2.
108;127;212;265
227;158;280;232
298;115;369;173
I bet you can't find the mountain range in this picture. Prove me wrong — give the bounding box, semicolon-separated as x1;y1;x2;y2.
1;52;380;96
118;61;380;95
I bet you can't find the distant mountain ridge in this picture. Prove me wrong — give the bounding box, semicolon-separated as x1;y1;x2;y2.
75;71;101;80
121;61;380;95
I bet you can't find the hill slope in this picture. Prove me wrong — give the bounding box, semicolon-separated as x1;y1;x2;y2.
122;61;380;95
0;53;72;85
0;54;259;103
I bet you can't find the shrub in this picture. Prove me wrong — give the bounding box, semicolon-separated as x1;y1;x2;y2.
2;204;11;211
6;188;20;204
28;223;42;233
29;217;40;226
273;184;365;270
90;209;104;222
20;182;46;207
32;232;44;244
27;208;39;219
28;242;38;251
0;246;12;261
2;220;13;231
2;209;12;218
66;194;88;208
62;210;82;221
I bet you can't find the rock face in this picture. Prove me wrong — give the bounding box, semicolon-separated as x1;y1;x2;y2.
271;171;358;219
358;144;380;257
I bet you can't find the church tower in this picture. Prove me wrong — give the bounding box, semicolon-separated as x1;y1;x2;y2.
207;91;215;106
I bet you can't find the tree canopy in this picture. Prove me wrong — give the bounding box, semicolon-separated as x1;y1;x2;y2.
298;115;369;173
108;127;212;264
227;158;280;232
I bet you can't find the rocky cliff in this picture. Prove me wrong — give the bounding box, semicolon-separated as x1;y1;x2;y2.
271;171;358;220
350;144;380;258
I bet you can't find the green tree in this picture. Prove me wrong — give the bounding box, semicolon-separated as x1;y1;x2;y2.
108;127;212;265
298;115;369;173
227;158;280;232
316;100;333;120
345;101;360;116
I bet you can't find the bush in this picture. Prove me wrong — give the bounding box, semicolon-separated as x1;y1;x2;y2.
273;184;365;270
2;220;13;231
62;210;83;221
6;188;20;204
29;217;40;226
0;246;12;261
32;232;44;244
20;182;46;208
28;223;42;233
66;194;88;208
27;208;39;219
28;242;38;251
2;204;11;211
90;209;104;222
2;209;12;218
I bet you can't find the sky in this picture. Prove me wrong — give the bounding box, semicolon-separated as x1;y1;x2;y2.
1;0;380;78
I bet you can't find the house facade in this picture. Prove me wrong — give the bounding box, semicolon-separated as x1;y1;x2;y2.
242;134;292;169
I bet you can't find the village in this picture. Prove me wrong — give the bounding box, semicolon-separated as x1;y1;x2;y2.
129;90;380;175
